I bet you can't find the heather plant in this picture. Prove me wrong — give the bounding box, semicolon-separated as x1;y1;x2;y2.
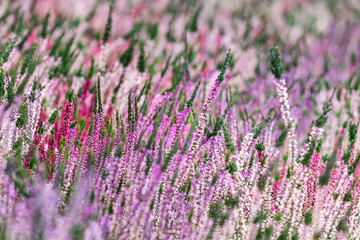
0;0;360;239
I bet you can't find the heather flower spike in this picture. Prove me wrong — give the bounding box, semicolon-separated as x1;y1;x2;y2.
0;2;359;240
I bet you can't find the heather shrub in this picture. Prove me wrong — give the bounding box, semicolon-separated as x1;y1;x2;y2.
0;0;360;239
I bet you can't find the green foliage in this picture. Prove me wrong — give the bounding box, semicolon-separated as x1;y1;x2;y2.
103;2;113;43
16;98;28;128
161;57;171;77
6;66;17;103
147;22;158;39
186;6;202;32
49;36;76;78
59;136;67;154
144;155;152;175
211;174;218;186
146;117;160;150
314;88;336;128
49;108;60;124
319;153;337;186
70;121;77;129
343;191;353;202
137;42;146;73
1;21;22;65
161;139;179;172
115;110;120;129
180;178;192;193
187;80;201;108
88;57;95;78
218;49;231;83
225;161;237;174
0;68;5;98
269;46;284;79
163;52;189;94
209;201;223;219
316;139;323;153
13;178;29;197
253;210;269;224
277;227;289;240
255;142;265;152
264;226;274;239
260;155;267;166
97;77;103;112
127;90;133;126
138;79;150;101
342;149;351;164
158;183;163;194
319;173;330;186
302;139;316;166
257;175;267;191
255;228;263;240
276;127;288;148
251;117;270;139
38;121;45;134
291;232;299;240
337;218;348;232
124;21;143;39
205;116;223;139
50;32;65;56
41;12;50;38
188;208;194;222
304;210;312;225
349;122;358;146
223;124;236;154
224;195;239;207
120;41;135;67
182;114;197;154
349;154;360;175
65;89;75;103
71;224;85;240
274;212;282;221
29;80;43;102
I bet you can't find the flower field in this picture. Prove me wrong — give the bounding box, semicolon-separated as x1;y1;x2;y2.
0;0;360;239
